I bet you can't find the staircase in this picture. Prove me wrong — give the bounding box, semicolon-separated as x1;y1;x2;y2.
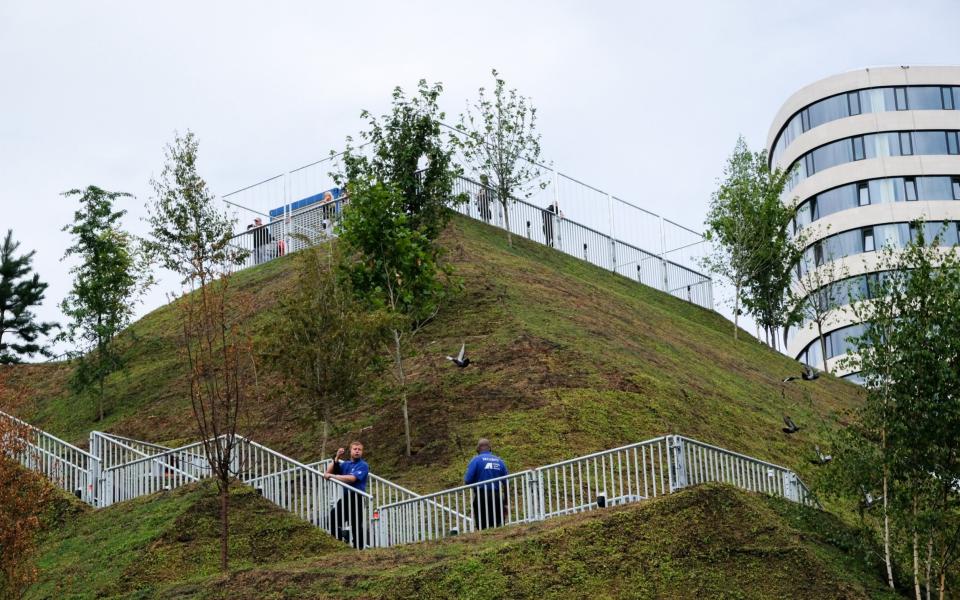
3;409;816;551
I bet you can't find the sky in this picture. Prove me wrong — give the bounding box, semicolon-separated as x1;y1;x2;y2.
2;0;959;357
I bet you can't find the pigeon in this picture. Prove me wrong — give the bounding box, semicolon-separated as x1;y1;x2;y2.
446;342;470;368
782;415;800;434
860;485;878;510
810;445;832;465
783;364;820;382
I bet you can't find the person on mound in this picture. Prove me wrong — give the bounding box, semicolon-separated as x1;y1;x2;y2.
324;441;369;548
464;438;509;530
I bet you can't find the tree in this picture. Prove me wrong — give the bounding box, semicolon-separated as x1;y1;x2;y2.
145;130;238;286
149;131;251;571
704;138;797;345
788;240;849;374
263;242;388;456
59;186;150;421
337;180;453;456
0;411;53;599
458;69;546;247
0;231;56;363
837;222;960;598
340;79;461;241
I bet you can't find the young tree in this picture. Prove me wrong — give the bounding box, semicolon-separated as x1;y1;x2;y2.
177;271;256;572
59;186;151;421
0;412;53;599
458;69;546;247
705;138;797;345
149;131;251;571
145;130;238;285
337;180;453;457
839;223;960;597
340;79;461;241
788;243;849;374
264;242;388;455
0;231;57;363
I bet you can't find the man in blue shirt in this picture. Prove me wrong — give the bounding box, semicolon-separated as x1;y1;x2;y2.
464;438;509;530
324;441;370;548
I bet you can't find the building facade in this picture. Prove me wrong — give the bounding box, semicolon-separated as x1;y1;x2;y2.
767;66;960;381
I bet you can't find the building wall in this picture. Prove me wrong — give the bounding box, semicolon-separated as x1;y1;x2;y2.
766;66;960;381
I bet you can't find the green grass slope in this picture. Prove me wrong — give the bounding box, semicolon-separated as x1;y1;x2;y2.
115;485;898;600
2;213;862;494
27;480;342;599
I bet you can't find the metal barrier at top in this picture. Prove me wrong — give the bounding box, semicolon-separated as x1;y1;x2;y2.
219;140;713;310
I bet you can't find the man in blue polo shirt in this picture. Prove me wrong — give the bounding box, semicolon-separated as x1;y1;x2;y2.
464;438;509;530
324;441;369;548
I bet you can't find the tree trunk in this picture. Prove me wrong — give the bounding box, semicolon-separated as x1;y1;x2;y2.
884;470;895;588
392;329;411;457
926;537;933;600
914;499;922;600
817;322;830;374
501;200;512;247
98;372;105;423
220;479;229;572
733;283;740;341
939;570;945;600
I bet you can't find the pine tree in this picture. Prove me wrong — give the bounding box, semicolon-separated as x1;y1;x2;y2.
0;230;57;363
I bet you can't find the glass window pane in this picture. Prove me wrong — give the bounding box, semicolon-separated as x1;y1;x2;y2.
907;87;943;110
849;92;861;115
944;87;955;110
863;229;875;252
858;183;870;206
919;176;953;200
900;132;913;155
896;87;908;110
953;178;960;200
948;132;959;155
853;136;865;160
905;178;918;201
913;131;947;154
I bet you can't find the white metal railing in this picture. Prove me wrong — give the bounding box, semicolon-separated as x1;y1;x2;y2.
1;410;100;504
376;434;817;547
5;410;817;550
379;470;537;547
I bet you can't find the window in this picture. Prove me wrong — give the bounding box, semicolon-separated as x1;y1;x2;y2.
905;177;918;201
810;197;819;220
853;136;865;160
863;228;875;252
805;153;815;176
895;87;908;110
944;87;956;110
899;132;913;155
858;183;870;206
953;178;960;200
907;87;944;110
949;132;959;155
814;243;824;266
801;109;810;132
848;92;861;115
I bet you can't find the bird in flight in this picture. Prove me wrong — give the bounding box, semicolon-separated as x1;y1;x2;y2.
446;342;470;368
782;416;800;434
810;445;832;465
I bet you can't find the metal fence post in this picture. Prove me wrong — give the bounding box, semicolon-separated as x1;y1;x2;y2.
529;469;545;521
607;193;617;271
783;471;799;502
659;216;669;293
669;436;687;492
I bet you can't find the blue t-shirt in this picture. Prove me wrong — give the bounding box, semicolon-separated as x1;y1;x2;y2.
464;451;508;489
337;459;369;492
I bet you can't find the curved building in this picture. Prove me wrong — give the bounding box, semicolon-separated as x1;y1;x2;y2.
767;66;960;381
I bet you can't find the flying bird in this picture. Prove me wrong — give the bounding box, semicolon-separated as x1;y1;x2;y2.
446;342;470;368
783;364;820;383
810;445;832;465
860;485;878;510
782;416;800;434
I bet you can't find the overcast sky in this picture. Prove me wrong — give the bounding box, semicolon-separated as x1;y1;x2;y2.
2;0;959;357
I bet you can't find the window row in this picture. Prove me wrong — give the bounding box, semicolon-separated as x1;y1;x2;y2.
796;322;867;368
792;270;894;330
772;85;960;166
793;175;960;231
798;221;960;275
786;130;960;191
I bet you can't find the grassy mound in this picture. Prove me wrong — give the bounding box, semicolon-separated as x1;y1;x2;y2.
138;485;899;600
27;480;343;599
1;214;863;495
